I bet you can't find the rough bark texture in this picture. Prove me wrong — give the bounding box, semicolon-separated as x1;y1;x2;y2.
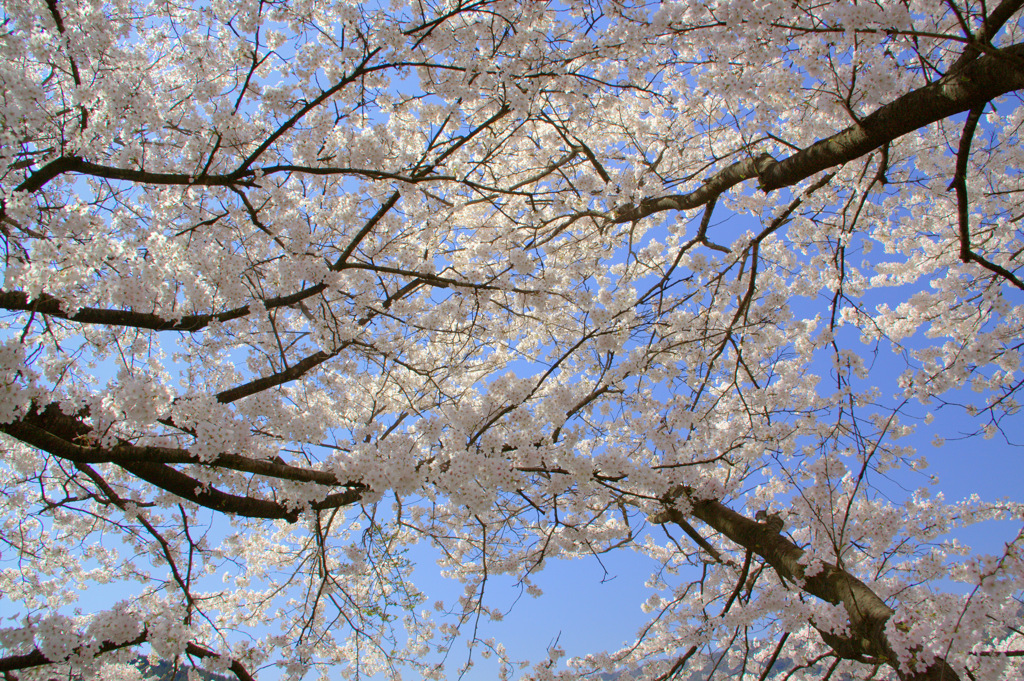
612;42;1024;225
0;287;326;331
0;633;255;681
758;42;1024;192
653;488;963;681
0;403;365;522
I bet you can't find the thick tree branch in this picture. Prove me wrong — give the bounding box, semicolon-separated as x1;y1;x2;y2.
612;42;1024;224
0;285;327;331
185;643;257;681
947;0;1024;74
950;106;1024;288
612;153;775;223
0;630;147;673
16;156;244;193
0;403;366;521
4;404;343;483
0;630;257;681
759;42;1024;192
652;489;962;681
215;349;338;403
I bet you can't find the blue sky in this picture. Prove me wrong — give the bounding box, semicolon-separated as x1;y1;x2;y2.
372;199;1024;679
3;5;1022;678
4;183;1021;681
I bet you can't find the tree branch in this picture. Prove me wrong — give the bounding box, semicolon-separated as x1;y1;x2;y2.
185;643;258;681
950;106;1024;288
653;488;963;681
0;403;366;521
215;349;338;404
0;285;327;332
0;631;147;673
0;630;258;681
610;42;1024;223
947;0;1024;74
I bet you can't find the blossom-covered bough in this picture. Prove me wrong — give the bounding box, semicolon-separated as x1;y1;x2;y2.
1;0;1023;679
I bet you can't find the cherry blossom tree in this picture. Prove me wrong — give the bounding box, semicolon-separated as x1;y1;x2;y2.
1;0;1023;680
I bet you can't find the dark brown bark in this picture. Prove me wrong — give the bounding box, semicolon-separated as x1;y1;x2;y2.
612;153;775;223
0;285;327;332
0;403;365;521
0;631;147;673
758;42;1024;192
947;0;1024;74
653;488;962;681
185;643;258;681
613;42;1024;225
215;349;338;403
0;631;256;681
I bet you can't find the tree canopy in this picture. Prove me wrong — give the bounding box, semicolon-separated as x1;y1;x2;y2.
1;1;1023;680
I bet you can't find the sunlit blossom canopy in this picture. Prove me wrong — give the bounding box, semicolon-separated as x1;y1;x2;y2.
1;1;1023;680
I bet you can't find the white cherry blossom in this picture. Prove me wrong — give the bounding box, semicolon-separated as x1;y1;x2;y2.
1;1;1023;680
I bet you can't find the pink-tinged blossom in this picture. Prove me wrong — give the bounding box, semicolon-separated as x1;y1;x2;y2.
1;1;1023;680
